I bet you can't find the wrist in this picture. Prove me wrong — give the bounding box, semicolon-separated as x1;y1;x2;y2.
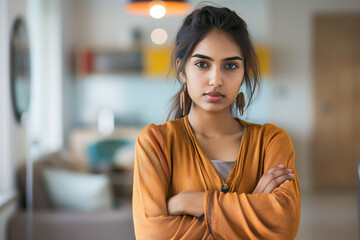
181;191;204;217
178;192;187;215
167;193;185;216
167;191;205;217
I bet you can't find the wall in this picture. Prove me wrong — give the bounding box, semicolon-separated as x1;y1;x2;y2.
0;1;14;240
0;0;9;193
28;0;65;158
69;0;271;47
2;0;28;191
270;0;360;191
0;0;65;238
0;0;29;193
0;0;29;238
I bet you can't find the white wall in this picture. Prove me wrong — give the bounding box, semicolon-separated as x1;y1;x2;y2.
0;0;28;238
270;0;360;192
1;0;29;187
0;0;9;193
69;0;270;48
1;0;28;193
28;0;65;158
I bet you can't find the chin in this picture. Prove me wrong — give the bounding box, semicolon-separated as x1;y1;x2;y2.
200;104;232;114
191;99;233;113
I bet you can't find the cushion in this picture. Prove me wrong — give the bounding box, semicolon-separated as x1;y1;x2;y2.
87;139;133;171
114;141;135;169
42;167;114;212
17;152;67;210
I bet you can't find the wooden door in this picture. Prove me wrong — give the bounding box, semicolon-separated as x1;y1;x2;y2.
313;14;360;189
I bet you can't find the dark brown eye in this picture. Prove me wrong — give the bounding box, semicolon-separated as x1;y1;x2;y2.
195;62;208;68
224;64;238;70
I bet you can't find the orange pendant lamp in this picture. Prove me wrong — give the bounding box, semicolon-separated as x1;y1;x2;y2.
127;0;191;17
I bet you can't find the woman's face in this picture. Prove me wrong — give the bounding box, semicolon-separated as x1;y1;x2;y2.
184;29;245;115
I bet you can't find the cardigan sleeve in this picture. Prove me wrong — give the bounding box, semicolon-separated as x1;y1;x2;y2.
132;124;209;240
204;126;301;240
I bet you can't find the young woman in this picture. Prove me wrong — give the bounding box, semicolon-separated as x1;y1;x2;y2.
132;6;300;240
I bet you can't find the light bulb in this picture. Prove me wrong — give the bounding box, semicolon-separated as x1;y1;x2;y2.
149;4;166;19
151;28;168;45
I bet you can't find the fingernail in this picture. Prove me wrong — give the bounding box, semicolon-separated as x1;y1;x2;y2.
287;168;292;172
288;173;294;177
278;164;284;168
284;180;289;183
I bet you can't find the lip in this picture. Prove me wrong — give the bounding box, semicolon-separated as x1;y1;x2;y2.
205;91;224;96
204;91;225;102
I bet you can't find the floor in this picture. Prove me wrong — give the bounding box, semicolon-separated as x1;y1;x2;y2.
296;190;358;240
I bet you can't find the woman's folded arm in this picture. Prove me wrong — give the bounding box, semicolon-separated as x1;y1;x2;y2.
204;129;301;240
132;126;209;239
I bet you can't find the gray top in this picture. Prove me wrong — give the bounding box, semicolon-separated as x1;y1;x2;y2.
210;160;236;180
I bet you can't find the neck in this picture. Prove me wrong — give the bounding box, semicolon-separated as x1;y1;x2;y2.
187;104;242;137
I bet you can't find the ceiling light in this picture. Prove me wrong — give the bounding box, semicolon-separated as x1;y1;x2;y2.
127;0;191;16
151;28;168;45
149;4;166;19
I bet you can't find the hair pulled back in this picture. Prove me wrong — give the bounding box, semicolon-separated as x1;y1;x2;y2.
167;5;261;120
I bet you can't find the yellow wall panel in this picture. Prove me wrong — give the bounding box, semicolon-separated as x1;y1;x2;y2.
255;46;271;76
144;47;173;77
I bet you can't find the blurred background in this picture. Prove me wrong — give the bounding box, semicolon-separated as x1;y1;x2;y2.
0;0;359;239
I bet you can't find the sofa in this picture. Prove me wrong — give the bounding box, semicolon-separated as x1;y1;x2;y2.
7;152;135;240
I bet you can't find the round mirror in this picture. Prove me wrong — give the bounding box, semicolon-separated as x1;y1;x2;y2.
10;17;31;124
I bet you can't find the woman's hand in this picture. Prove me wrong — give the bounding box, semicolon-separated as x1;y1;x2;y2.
167;191;204;217
252;165;294;194
167;165;293;216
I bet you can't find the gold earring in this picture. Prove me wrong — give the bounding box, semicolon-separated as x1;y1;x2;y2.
180;83;187;116
236;92;245;115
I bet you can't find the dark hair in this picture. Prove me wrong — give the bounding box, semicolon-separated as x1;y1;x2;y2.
167;5;261;120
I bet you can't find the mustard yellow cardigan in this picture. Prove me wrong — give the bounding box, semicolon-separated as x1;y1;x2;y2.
132;116;300;239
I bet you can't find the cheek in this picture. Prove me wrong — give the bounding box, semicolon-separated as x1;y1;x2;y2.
185;71;208;91
186;67;205;81
186;81;200;99
227;71;244;86
226;74;244;98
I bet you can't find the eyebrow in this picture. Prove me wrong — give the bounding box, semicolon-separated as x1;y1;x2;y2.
191;54;243;61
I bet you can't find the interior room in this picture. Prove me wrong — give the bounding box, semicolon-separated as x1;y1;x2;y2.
0;0;359;239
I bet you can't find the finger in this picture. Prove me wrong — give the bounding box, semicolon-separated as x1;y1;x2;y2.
264;164;285;174
253;166;293;194
262;175;292;194
262;168;293;184
253;174;273;194
254;167;290;193
263;173;294;193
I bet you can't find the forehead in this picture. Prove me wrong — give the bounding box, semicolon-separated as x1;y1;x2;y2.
191;29;243;58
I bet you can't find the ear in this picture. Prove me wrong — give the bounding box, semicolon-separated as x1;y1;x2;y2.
176;58;186;83
176;58;181;69
180;73;186;83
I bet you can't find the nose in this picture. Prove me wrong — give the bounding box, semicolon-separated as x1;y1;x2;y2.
208;67;223;87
